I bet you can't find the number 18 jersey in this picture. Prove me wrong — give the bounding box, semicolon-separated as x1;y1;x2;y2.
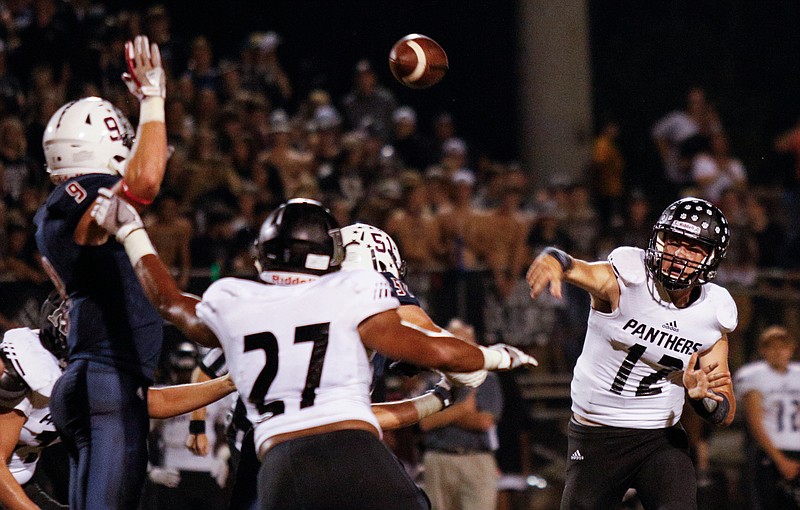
196;269;400;456
571;247;738;429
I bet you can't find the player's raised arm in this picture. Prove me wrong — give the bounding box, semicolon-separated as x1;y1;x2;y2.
91;189;219;347
113;35;168;207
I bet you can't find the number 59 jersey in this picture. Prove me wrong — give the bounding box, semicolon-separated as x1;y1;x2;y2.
196;269;400;454
571;247;738;429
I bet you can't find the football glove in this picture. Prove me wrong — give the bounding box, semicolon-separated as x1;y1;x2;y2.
480;344;538;371
122;35;166;100
91;187;144;243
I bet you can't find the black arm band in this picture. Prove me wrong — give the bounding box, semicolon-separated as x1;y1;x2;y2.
688;391;730;425
430;384;453;409
542;247;574;272
189;420;206;435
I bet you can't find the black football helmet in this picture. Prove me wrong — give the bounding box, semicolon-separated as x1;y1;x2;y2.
254;198;344;280
39;290;69;362
645;197;730;290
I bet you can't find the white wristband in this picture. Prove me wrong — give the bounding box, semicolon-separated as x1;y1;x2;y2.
411;392;445;420
479;346;504;370
122;228;157;265
139;97;165;124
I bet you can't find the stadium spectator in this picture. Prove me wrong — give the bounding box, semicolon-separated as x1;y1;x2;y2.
690;132;747;205
390;106;434;172
589;118;625;226
145;193;193;290
652;87;722;193
341;59;398;141
420;318;504;510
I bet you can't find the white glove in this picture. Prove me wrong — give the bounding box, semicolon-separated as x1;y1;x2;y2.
148;467;181;488
122;35;166;100
480;344;539;371
90;187;144;243
445;369;488;388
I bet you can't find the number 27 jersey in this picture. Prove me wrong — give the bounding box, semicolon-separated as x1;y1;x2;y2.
571;247;738;429
196;269;400;455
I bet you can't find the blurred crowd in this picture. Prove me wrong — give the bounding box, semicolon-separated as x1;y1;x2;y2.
1;1;799;368
1;2;800;509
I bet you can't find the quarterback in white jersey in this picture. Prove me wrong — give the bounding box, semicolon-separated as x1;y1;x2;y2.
735;325;800;508
527;197;737;510
571;246;736;429
91;197;537;510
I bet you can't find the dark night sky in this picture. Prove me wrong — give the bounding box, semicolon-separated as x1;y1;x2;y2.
160;0;519;160
149;0;800;187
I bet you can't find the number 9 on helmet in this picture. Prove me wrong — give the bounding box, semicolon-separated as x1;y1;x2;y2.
43;97;135;183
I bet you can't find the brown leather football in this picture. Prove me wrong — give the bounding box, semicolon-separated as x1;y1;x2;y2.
388;34;448;89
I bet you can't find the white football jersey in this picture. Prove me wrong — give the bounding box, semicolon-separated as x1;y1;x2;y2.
196;269;399;456
571;247;738;429
0;328;63;484
735;360;800;452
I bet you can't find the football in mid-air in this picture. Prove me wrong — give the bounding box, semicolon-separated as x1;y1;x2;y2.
388;34;448;89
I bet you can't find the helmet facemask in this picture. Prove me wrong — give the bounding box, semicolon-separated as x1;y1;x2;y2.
646;231;717;290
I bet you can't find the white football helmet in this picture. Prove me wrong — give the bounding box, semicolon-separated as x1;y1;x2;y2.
43;97;135;182
341;223;406;278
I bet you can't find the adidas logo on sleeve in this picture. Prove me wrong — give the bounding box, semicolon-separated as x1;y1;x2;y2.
570;450;584;461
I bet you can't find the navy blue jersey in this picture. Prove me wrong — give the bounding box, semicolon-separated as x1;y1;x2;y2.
381;272;419;307
34;174;162;382
371;271;420;392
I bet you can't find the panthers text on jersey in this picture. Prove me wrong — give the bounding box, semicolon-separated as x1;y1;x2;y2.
0;328;63;484
570;247;738;428
196;268;400;457
735;360;800;451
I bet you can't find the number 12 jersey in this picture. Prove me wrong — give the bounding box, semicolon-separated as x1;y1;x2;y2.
570;247;738;429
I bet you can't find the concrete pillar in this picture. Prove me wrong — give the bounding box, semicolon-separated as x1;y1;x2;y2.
517;0;594;187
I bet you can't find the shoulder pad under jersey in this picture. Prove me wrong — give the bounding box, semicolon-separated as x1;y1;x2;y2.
608;246;647;286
